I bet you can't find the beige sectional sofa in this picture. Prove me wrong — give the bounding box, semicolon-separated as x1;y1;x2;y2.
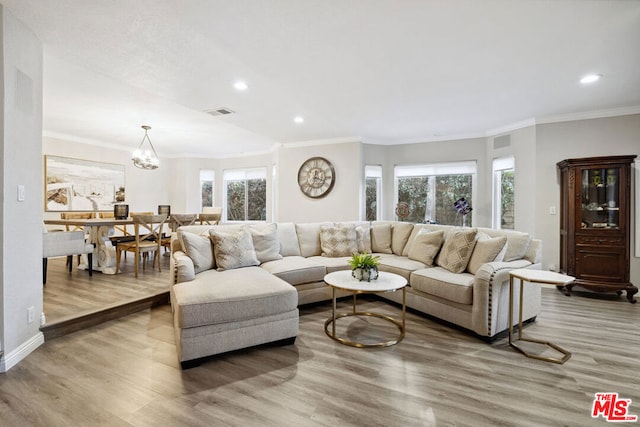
170;221;541;367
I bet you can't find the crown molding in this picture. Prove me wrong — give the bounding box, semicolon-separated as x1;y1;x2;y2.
536;105;640;125
486;118;537;137
485;106;640;138
281;136;362;149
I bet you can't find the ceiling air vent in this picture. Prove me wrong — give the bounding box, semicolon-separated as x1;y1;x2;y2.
204;107;235;116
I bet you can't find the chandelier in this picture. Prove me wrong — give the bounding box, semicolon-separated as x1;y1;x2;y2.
132;125;159;170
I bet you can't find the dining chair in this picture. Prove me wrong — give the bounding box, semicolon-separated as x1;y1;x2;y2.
60;212;95;231
43;227;94;284
199;207;222;225
99;211;131;236
161;213;198;253
115;214;167;278
60;211;94;266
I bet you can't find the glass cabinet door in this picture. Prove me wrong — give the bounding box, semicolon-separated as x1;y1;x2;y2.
580;167;619;229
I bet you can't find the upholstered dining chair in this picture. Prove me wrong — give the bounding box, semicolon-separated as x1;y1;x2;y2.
59;211;94;266
42;226;94;284
115;214;167;277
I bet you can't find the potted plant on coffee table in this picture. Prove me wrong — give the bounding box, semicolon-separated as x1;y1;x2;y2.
348;252;380;282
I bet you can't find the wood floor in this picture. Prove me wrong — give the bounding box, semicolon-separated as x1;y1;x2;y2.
3;281;639;426
42;253;171;338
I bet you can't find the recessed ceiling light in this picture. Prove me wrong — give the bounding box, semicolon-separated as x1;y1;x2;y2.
580;74;602;84
293;116;304;124
233;81;248;91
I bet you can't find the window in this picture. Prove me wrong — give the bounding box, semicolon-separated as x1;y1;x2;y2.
200;169;214;211
492;156;515;229
223;168;267;221
395;161;476;225
365;165;382;221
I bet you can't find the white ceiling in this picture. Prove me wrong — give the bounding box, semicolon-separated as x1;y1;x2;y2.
3;0;640;158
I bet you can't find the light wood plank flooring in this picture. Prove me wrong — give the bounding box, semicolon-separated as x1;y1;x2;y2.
3;286;639;426
43;253;171;324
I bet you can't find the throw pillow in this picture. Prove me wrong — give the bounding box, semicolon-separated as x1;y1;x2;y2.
178;230;215;274
209;227;260;271
466;232;508;275
295;223;326;257
370;223;392;254
250;223;283;263
320;223;358;257
504;232;533;262
407;229;445;266
355;223;372;254
277;222;301;256
391;222;414;255
436;228;478;273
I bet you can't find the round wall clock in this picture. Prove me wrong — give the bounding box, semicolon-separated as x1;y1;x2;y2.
297;157;335;198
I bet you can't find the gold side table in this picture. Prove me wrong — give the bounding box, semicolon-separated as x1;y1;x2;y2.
323;270;407;348
509;269;575;364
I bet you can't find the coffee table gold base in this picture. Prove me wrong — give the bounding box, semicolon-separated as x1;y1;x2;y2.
324;311;405;348
324;287;406;348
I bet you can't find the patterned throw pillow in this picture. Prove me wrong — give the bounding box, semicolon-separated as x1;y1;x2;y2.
466;232;508;274
178;230;215;274
407;229;445;266
320;223;358;257
250;223;283;263
209;227;260;271
436;228;478;273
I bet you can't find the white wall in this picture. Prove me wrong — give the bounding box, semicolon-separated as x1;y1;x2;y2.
276;141;362;223
0;6;44;371
534;114;640;285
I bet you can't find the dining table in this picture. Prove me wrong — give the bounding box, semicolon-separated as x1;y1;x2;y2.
44;218;135;274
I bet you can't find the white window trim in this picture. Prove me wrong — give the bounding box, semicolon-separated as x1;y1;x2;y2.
365;165;382;221
492;156;515;229
222;167;267;222
394;161;477;224
199;169;215;211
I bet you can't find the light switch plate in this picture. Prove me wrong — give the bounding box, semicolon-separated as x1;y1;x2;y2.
17;185;25;202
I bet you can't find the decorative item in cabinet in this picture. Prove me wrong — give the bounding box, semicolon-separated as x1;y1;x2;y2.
557;155;637;303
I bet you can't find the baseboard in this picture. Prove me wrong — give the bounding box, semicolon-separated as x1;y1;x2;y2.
0;332;45;372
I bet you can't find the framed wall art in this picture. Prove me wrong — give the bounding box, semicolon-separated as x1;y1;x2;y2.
44;155;125;212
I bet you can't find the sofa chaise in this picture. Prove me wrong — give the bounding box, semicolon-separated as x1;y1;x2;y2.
170;221;541;367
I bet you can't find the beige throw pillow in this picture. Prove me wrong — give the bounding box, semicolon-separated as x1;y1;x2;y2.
466;233;508;274
209;227;260;271
250;223;283;263
408;229;444;266
391;222;414;255
355;223;372;253
178;230;215;274
371;223;392;254
436;228;478;273
504;233;533;262
320;223;358;257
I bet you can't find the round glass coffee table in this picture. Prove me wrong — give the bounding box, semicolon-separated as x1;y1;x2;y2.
323;270;407;348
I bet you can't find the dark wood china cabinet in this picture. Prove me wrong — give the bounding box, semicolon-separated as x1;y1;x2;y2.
557;155;637;303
